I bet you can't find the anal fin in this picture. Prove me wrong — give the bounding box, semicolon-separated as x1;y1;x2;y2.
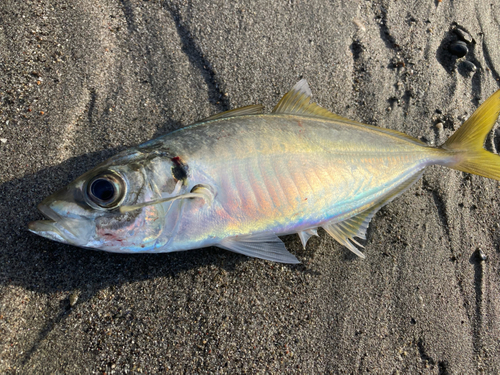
323;169;425;258
218;232;300;264
297;228;319;249
323;220;368;259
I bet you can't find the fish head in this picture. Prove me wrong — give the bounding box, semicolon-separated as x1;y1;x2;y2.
28;150;185;252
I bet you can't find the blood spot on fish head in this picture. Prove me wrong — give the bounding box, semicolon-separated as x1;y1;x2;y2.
171;156;189;184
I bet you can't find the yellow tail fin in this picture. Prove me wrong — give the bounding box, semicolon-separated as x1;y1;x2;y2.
442;89;500;181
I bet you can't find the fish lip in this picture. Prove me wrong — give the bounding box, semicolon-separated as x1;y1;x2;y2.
37;201;62;222
28;219;67;243
29;202;92;246
28;202;61;237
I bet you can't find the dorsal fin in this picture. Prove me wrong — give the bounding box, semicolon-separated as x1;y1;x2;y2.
273;79;426;146
201;104;264;122
272;79;349;121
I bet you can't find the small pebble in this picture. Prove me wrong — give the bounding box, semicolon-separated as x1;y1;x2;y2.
352;18;366;32
460;60;477;73
449;41;468;57
69;292;79;307
478;249;488;261
435;122;443;131
453;28;473;44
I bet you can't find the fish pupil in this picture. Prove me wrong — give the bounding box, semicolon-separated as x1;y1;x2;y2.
91;179;115;202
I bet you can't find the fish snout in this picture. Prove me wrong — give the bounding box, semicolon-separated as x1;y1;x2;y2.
29;201;95;247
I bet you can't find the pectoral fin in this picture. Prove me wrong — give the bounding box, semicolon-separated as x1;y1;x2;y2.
119;184;215;213
218;232;300;264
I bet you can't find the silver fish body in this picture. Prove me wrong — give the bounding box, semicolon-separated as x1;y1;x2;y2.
28;80;500;262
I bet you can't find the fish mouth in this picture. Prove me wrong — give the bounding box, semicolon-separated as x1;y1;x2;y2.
28;219;68;243
28;202;93;246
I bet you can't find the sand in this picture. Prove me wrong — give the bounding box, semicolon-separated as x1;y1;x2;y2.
1;0;500;373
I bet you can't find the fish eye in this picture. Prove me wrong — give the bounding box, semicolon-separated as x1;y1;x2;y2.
86;173;125;209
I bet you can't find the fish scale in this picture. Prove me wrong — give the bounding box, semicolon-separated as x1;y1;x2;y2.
28;80;500;263
259;157;286;216
248;159;274;215
186;117;435;242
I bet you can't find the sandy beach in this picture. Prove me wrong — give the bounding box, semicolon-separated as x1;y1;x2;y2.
1;0;500;372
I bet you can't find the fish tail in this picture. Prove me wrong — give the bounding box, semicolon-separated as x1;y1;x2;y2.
441;89;500;181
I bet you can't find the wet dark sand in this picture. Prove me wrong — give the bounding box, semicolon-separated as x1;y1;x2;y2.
1;0;500;373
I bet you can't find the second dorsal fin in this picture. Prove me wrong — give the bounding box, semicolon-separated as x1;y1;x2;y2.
273;79;426;146
272;79;351;122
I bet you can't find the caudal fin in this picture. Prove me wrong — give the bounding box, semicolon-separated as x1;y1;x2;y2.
442;89;500;181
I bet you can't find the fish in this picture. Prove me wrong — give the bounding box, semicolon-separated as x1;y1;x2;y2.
28;80;500;263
